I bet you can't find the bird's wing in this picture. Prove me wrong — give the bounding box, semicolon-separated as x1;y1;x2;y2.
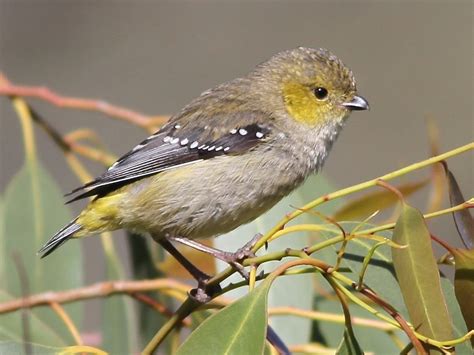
66;111;272;202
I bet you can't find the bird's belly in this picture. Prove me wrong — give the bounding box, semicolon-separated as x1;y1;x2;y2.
120;154;304;239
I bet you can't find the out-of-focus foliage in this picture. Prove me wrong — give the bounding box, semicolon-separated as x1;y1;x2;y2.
1;162;83;347
392;203;453;350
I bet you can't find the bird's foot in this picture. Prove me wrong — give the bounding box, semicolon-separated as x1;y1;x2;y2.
218;233;262;279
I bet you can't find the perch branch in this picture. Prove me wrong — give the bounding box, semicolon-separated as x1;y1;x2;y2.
0;278;190;314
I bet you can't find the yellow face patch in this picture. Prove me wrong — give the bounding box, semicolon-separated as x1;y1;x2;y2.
282;82;332;126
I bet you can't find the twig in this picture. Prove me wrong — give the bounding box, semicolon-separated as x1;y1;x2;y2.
48;301;83;345
359;287;427;354
269;306;398;331
129;292;191;327
143;297;199;355
0;72;169;131
0;278;190;314
29;105;117;166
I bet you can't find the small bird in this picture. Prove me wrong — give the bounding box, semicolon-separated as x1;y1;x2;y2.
39;47;368;283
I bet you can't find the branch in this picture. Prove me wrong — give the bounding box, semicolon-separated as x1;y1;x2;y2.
0;72;169;131
0;278;190;314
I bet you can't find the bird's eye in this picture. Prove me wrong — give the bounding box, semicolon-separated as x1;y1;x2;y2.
313;87;328;100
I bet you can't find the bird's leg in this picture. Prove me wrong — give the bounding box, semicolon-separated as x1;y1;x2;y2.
154;237;220;303
168;233;262;279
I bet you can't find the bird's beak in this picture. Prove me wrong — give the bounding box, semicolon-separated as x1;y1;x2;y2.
342;95;369;111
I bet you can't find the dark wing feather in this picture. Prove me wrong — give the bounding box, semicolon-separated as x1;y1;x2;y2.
66;114;272;203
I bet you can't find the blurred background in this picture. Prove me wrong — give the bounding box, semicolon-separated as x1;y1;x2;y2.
1;0;472;352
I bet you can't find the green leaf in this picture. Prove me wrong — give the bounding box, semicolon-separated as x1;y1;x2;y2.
452;248;474;347
333;179;428;221
335;324;364;355
443;163;474;248
1;162;83;346
392;203;453;349
0;291;65;346
101;248;137;354
312;296;400;353
177;278;270;355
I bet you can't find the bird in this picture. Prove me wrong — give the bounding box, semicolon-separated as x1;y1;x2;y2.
39;47;368;286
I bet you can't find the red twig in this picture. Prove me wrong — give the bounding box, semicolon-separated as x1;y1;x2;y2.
130;292;191;327
0;278;190;314
0;72;168;131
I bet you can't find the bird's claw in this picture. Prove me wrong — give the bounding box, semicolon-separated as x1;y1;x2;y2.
221;233;263;280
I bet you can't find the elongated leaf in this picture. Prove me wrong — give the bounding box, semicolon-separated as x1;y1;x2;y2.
2;162;83;346
335;286;364;355
335;324;364;355
425;119;445;213
0;291;65;346
177;278;270;354
392;203;453;348
126;232;167;348
333;180;428;221
312;296;400;353
443;163;474;248
101;240;137;354
452;248;474;346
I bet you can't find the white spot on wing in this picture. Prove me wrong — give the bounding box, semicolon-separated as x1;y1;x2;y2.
239;128;248;136
230;128;237;134
132;144;145;152
163;136;171;143
170;137;179;144
256;132;264;138
190;141;199;149
224;147;230;152
108;162;119;171
180;138;189;145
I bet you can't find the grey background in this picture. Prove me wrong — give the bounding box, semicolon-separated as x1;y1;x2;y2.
1;0;473;337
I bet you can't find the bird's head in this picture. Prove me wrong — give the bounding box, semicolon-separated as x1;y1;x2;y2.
252;47;369;127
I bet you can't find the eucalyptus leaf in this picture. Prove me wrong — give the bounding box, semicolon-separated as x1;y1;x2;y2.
335;325;364;355
333;179;428;221
2;162;82;346
177;277;270;355
392;203;453;351
126;232;166;348
442;163;474;249
312;297;400;354
0;291;65;346
102;250;137;353
452;248;474;347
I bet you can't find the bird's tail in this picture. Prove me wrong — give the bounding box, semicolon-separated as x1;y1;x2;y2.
38;219;82;258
